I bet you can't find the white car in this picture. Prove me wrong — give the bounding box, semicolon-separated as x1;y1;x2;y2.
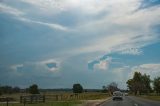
112;91;123;101
124;92;128;96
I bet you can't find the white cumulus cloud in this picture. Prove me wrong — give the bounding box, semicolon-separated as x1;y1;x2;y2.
94;60;109;70
130;63;160;79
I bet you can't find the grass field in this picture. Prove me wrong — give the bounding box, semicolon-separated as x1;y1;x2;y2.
0;101;82;106
0;92;110;106
137;95;160;101
0;92;109;101
44;92;109;101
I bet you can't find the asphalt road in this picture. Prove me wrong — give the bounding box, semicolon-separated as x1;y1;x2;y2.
101;96;160;106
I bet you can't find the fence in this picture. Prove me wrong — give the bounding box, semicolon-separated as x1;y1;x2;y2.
0;97;15;106
20;94;45;104
46;93;80;101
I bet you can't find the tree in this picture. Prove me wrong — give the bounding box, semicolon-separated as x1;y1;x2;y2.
107;82;118;95
13;87;20;93
153;77;160;95
102;85;108;93
72;83;83;93
29;84;39;94
0;86;13;94
126;79;134;93
126;72;151;95
127;72;144;95
141;74;151;94
133;72;143;95
0;85;21;94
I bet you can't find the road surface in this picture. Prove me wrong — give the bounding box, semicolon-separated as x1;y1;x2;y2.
101;96;160;106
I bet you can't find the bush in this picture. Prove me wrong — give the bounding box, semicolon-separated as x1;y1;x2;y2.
29;84;40;94
73;83;83;93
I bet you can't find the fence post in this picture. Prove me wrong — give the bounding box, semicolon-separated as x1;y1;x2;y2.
6;97;8;106
43;95;45;103
20;96;22;103
24;98;26;106
60;95;62;101
56;95;58;101
30;95;32;104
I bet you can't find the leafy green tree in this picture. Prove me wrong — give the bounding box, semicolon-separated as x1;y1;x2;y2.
29;84;39;94
141;74;151;94
126;79;134;92
133;72;143;95
126;72;151;95
73;83;83;93
153;77;160;95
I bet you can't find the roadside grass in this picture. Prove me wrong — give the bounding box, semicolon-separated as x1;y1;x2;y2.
0;93;21;101
0;92;110;106
78;92;108;100
0;101;83;106
0;92;109;101
137;95;160;101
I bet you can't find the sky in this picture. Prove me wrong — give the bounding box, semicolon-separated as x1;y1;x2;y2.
0;0;160;89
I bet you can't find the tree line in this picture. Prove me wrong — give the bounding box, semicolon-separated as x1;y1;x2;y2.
1;72;159;96
126;72;160;95
0;86;20;95
0;84;40;95
0;83;84;95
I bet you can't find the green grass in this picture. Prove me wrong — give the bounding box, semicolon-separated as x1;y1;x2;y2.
137;95;160;101
0;92;110;106
77;92;108;100
0;101;82;106
0;92;109;101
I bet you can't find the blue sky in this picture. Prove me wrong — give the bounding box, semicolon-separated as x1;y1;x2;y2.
0;0;160;89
